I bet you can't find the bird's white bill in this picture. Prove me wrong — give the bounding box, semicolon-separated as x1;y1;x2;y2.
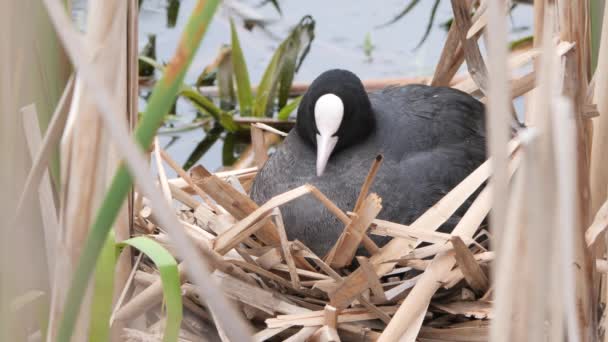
316;133;338;177
314;93;343;177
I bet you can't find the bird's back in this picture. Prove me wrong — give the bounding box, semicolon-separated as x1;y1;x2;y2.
250;84;486;257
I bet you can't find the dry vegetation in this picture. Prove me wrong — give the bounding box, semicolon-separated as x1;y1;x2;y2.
5;0;608;341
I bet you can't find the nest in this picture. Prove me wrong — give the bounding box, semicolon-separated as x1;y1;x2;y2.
117;133;505;342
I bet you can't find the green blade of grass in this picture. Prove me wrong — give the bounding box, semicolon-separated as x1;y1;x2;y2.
222;132;238;166
258;0;282;15
277;17;314;109
167;0;180;28
56;1;221;341
590;0;605;73
183;124;224;170
179;87;239;131
88;231;117;342
277;43;298;110
217;47;236;110
277;21;307;110
179;87;222;119
278;15;315;109
139;55;164;72
252;15;314;115
414;0;441;49
277;95;301;120
294;17;315;72
252;44;285;117
139;35;157;77
509;35;533;51
141;51;239;131
376;0;421;28
230;18;254;115
117;237;182;342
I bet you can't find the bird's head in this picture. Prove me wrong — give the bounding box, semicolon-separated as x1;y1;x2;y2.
296;69;375;176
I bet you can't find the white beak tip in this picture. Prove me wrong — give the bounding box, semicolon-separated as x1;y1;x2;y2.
315;134;336;178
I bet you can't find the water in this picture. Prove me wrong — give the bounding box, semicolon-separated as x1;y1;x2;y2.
74;0;533;174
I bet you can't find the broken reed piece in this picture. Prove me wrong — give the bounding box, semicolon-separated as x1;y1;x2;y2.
252;122;289;137
293;244;389;325
356;295;392;324
308;154;384;259
251;124;269;168
450;236;490;295
168;182;199;210
265;306;399;329
324;305;338;329
308;187;380;256
356;256;387;302
153;137;173;205
190;164;281;247
325;194;382;268
466;3;488;39
365;215;474;245
289;241;391;324
214;214;274;255
290;240;343;281
256;247;283;270
273;208;301;289
210;184;311;254
585;198;608;246
353;155;384;255
309;326;341;342
353;154;383;212
159;148;219;211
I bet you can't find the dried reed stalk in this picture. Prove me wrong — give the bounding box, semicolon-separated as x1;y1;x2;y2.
587;200;608;247
451;236;489;295
1;0;68;339
21;104;60;282
42;0;254;340
53;0;129;338
14;75;74;221
112;2;138;338
431;20;465;86
153;138;172;205
557;1;597;339
251;124;269;168
553;96;583;342
590;0;608;217
451;0;489;94
484;0;511;254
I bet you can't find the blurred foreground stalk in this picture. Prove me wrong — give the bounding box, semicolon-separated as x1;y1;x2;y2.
57;0;221;341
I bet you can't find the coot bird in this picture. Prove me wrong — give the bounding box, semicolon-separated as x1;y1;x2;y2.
250;69;486;257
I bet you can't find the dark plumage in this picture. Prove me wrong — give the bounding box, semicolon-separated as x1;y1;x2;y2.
250;69;487;257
